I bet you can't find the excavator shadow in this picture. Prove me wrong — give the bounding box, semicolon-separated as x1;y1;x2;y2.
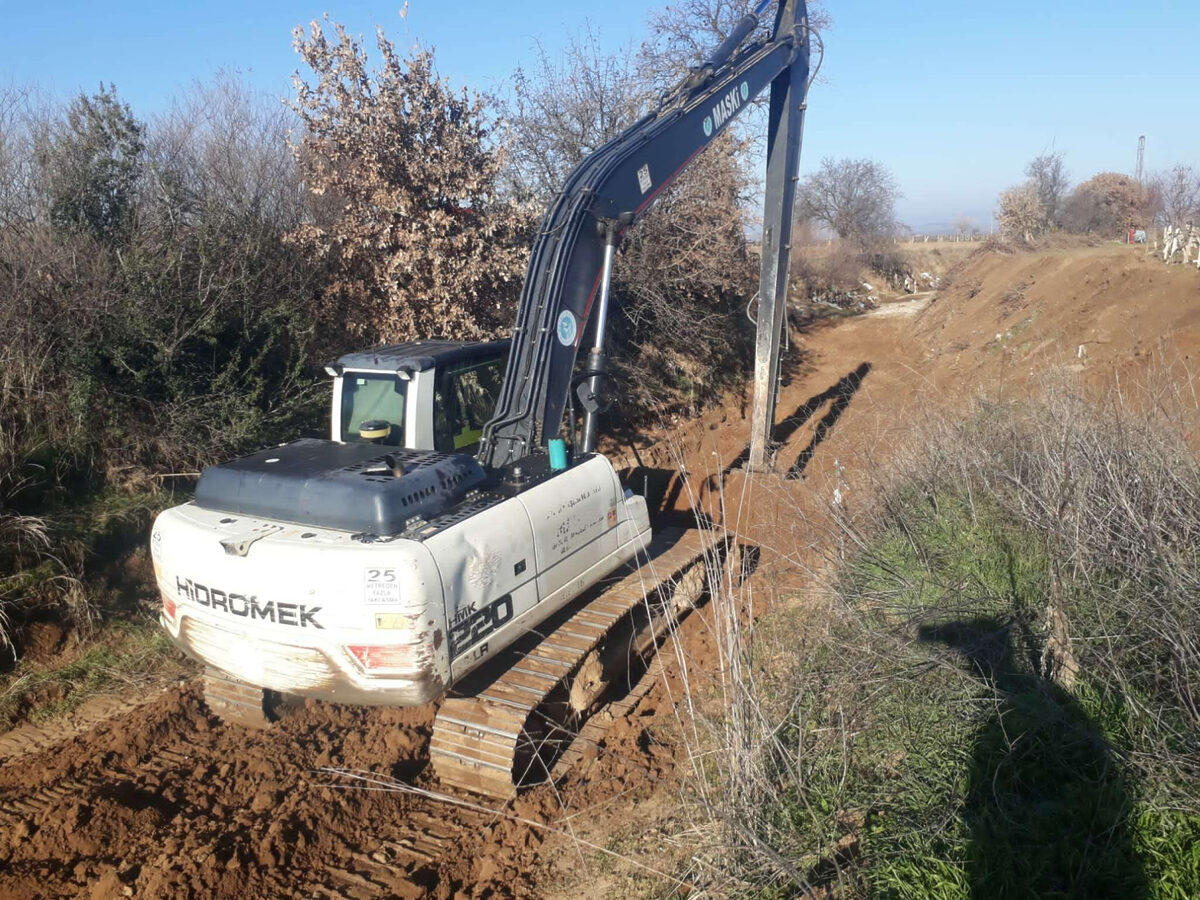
619;465;710;529
722;361;871;477
784;361;871;479
617;363;872;528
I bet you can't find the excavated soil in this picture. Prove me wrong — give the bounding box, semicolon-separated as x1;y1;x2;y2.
0;661;685;899
2;243;1197;899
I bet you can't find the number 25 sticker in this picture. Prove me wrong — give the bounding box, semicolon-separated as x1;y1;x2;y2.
364;568;401;604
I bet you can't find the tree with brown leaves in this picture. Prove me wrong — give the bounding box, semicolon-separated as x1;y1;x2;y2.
289;20;531;344
1061;172;1154;234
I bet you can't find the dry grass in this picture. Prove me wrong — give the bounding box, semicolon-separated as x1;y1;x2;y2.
665;375;1200;897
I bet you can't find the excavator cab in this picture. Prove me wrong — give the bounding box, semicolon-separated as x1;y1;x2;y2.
326;340;509;452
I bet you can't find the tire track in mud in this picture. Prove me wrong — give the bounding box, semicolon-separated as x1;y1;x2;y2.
0;689;171;771
0;745;193;821
299;810;478;900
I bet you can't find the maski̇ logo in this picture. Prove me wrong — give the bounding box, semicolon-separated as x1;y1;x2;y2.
556;309;578;347
708;82;744;134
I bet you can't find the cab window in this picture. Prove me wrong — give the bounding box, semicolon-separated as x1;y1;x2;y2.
341;373;406;446
433;355;505;454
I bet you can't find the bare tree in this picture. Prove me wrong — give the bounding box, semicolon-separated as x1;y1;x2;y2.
797;157;900;244
953;215;976;237
1025;151;1069;226
504;28;646;204
638;0;830;209
641;0;831;85
0;85;34;225
997;183;1047;244
1153;164;1200;226
503;19;755;417
145;73;304;229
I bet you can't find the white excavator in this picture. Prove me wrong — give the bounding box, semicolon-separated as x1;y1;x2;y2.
151;0;812;797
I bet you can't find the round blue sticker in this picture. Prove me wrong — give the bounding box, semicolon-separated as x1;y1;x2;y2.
740;81;749;101
702;115;713;137
556;310;578;346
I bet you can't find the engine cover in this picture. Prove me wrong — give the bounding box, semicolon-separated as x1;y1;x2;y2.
194;439;487;535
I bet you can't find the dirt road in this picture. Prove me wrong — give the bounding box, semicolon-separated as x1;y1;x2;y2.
1;243;1195;899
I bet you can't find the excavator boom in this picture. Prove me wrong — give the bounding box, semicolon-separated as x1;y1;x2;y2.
479;0;812;468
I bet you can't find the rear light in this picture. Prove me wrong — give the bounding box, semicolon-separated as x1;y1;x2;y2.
162;591;178;620
345;644;417;674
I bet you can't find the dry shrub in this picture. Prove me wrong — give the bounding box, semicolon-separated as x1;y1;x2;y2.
791;246;867;306
0;436;90;655
672;376;1200;895
942;390;1200;759
791;243;916;309
614;130;756;417
997;182;1047;244
977;233;1013;254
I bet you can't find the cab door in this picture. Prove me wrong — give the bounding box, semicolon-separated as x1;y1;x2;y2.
431;354;507;455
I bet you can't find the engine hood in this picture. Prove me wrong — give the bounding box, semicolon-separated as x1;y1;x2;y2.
194;439;487;536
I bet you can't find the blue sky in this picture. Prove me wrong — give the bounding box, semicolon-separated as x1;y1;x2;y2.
2;0;1197;229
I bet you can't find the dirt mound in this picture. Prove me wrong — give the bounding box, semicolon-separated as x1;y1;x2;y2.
0;685;494;899
914;243;1200;390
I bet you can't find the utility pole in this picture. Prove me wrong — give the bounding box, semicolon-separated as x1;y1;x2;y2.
1135;135;1145;183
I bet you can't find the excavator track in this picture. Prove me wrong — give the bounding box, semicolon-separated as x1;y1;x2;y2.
430;527;720;798
202;667;274;729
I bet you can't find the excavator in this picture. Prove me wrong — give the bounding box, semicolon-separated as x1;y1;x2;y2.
150;0;812;798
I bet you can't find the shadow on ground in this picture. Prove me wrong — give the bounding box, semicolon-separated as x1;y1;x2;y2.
920;618;1148;899
784;361;871;479
721;361;872;477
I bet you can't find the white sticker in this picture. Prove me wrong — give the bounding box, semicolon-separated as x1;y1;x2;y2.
466;548;501;588
637;163;652;194
364;567;401;604
556;309;578;346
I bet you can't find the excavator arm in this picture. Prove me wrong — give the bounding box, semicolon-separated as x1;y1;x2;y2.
479;0;812;470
